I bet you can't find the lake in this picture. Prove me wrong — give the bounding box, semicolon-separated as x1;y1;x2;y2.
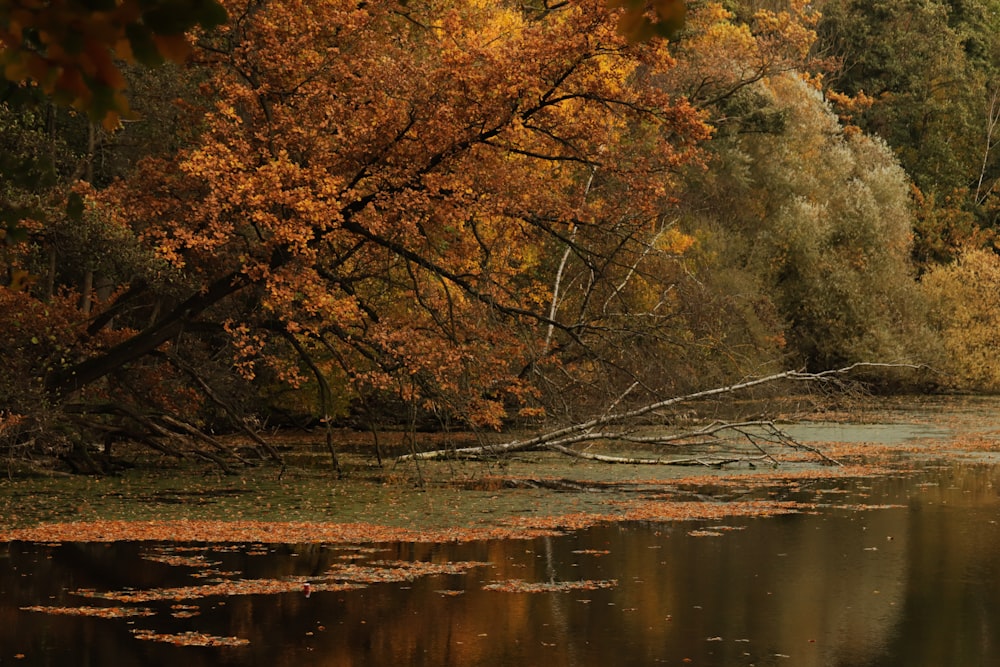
4;459;1000;666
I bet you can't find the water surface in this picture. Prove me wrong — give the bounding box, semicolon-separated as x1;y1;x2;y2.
4;462;1000;666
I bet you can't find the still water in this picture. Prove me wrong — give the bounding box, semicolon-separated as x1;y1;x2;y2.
3;463;1000;666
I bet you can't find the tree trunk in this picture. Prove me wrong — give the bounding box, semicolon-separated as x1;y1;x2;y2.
46;269;248;398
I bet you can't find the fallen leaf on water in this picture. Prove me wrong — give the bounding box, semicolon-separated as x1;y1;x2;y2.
131;629;249;647
75;578;362;603
328;560;490;584
20;605;156;619
482;579;618;593
141;549;221;568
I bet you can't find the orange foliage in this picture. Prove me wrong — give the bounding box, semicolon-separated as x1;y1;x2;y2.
93;0;711;427
0;286;82;411
665;1;818;108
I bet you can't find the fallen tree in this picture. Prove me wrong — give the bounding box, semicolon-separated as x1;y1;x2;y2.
397;363;923;466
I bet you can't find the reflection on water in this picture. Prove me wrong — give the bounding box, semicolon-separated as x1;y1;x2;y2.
3;464;1000;666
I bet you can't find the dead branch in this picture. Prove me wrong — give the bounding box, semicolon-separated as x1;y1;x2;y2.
154;414;253;466
63;403;240;473
161;352;283;463
125;411;237;474
397;363;917;464
550;445;771;467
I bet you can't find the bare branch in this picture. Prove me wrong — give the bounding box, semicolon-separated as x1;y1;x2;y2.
549;445;772;467
398;363;919;463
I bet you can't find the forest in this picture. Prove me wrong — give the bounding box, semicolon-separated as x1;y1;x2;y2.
2;0;1000;473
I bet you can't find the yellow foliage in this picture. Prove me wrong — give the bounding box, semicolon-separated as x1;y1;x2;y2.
922;248;1000;391
656;227;696;255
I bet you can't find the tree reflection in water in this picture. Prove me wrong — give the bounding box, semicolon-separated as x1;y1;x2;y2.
4;464;1000;666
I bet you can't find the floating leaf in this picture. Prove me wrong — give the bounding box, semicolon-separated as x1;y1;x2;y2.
482;579;618;593
20;605;156;619
131;629;249;647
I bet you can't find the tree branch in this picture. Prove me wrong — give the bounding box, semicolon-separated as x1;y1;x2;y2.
398;363;918;462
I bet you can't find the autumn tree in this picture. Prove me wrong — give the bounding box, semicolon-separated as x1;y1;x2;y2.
664;0;818;123
0;0;229;302
921;247;1000;391
525;0;829;399
813;0;1000;263
676;71;939;373
0;0;715;468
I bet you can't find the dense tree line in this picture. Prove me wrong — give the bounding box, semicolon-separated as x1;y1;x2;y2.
0;0;997;470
